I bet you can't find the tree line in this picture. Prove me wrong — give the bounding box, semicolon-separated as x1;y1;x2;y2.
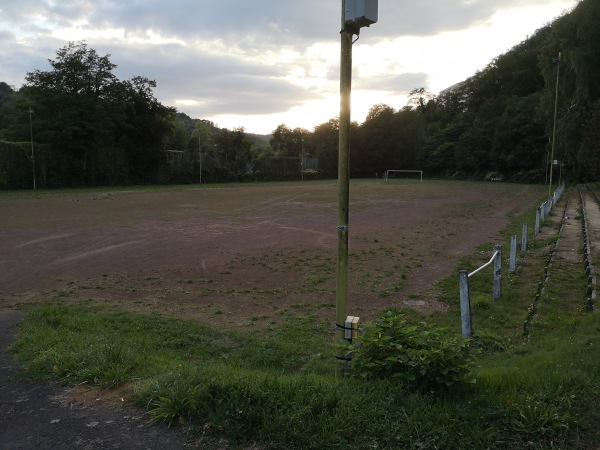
1;0;598;189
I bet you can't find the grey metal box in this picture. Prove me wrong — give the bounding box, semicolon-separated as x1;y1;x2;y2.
345;0;378;28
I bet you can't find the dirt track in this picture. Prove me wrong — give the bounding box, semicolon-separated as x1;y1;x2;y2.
0;181;544;327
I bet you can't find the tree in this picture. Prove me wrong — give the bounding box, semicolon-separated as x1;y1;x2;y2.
193;121;213;183
214;127;252;180
0;82;14;108
0;82;16;136
116;76;175;185
312;118;340;178
20;42;121;185
406;88;436;113
538;0;600;182
270;124;293;156
4;42;176;187
355;104;398;176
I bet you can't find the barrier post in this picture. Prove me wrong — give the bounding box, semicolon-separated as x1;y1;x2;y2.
541;201;546;221
535;208;541;237
459;270;472;338
493;244;502;301
509;236;517;273
521;223;528;253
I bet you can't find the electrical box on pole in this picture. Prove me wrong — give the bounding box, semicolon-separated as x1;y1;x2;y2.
344;0;378;29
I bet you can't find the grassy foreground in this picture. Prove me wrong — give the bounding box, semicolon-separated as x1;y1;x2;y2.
8;188;600;449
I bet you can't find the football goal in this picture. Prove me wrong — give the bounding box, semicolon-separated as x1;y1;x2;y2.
384;170;423;182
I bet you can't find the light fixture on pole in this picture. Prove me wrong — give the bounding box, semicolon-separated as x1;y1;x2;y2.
335;0;377;379
28;107;36;190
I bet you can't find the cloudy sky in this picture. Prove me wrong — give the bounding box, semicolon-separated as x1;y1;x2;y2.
1;0;575;134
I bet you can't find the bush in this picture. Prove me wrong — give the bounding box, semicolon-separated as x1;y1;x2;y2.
485;171;503;181
348;311;475;390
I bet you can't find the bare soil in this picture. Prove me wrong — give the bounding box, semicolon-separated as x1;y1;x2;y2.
0;181;542;327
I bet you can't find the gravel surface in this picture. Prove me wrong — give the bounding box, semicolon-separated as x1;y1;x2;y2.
0;310;189;450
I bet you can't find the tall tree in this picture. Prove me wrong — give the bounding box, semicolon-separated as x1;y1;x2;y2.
270;124;293;157
5;42;176;187
214;127;252;180
313;118;340;178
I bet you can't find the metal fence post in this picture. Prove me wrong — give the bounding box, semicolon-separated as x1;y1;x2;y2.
521;223;528;253
459;270;472;338
509;236;517;273
493;244;502;301
535;208;541;237
541;201;547;221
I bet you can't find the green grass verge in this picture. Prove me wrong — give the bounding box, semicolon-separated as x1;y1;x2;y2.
9;296;600;449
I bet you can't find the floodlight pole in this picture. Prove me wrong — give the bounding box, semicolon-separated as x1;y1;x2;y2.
549;52;561;198
335;1;354;379
28;107;36;190
198;141;202;184
301;136;304;182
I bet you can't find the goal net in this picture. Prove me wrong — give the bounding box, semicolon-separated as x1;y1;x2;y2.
383;170;423;182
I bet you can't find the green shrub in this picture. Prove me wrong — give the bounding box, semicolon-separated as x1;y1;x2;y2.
348;311;475;390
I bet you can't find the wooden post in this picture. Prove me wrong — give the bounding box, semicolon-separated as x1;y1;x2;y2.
336;0;353;378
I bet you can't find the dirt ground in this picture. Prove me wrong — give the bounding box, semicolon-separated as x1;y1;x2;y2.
0;181;544;327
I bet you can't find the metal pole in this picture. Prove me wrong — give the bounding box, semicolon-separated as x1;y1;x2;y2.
493;244;502;301
549;52;561;198
336;0;353;378
198;142;202;184
521;223;528;254
509;236;517;273
28;107;36;190
559;163;562;187
301;136;304;182
459;270;472;338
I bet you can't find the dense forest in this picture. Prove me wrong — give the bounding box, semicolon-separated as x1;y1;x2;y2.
0;0;598;189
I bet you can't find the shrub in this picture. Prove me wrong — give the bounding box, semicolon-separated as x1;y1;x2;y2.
348;311;475;390
485;171;503;181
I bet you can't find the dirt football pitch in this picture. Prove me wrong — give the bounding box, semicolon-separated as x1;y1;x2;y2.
0;180;546;329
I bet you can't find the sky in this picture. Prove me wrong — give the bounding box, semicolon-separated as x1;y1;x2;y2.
0;0;576;135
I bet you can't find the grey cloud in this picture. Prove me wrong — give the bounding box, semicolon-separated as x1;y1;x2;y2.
355;72;430;94
107;42;317;116
90;1;567;43
4;0;560;49
0;33;64;88
0;0;571;126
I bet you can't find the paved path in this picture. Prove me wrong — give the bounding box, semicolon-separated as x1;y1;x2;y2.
0;310;188;450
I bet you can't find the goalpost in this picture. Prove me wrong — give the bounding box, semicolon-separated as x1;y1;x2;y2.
384;170;423;182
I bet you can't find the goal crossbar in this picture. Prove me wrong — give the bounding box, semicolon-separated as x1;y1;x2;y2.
384;170;423;182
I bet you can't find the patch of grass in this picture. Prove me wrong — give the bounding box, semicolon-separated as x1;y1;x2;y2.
12;297;600;448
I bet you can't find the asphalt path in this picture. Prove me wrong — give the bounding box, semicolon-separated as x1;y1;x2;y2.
0;310;189;450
